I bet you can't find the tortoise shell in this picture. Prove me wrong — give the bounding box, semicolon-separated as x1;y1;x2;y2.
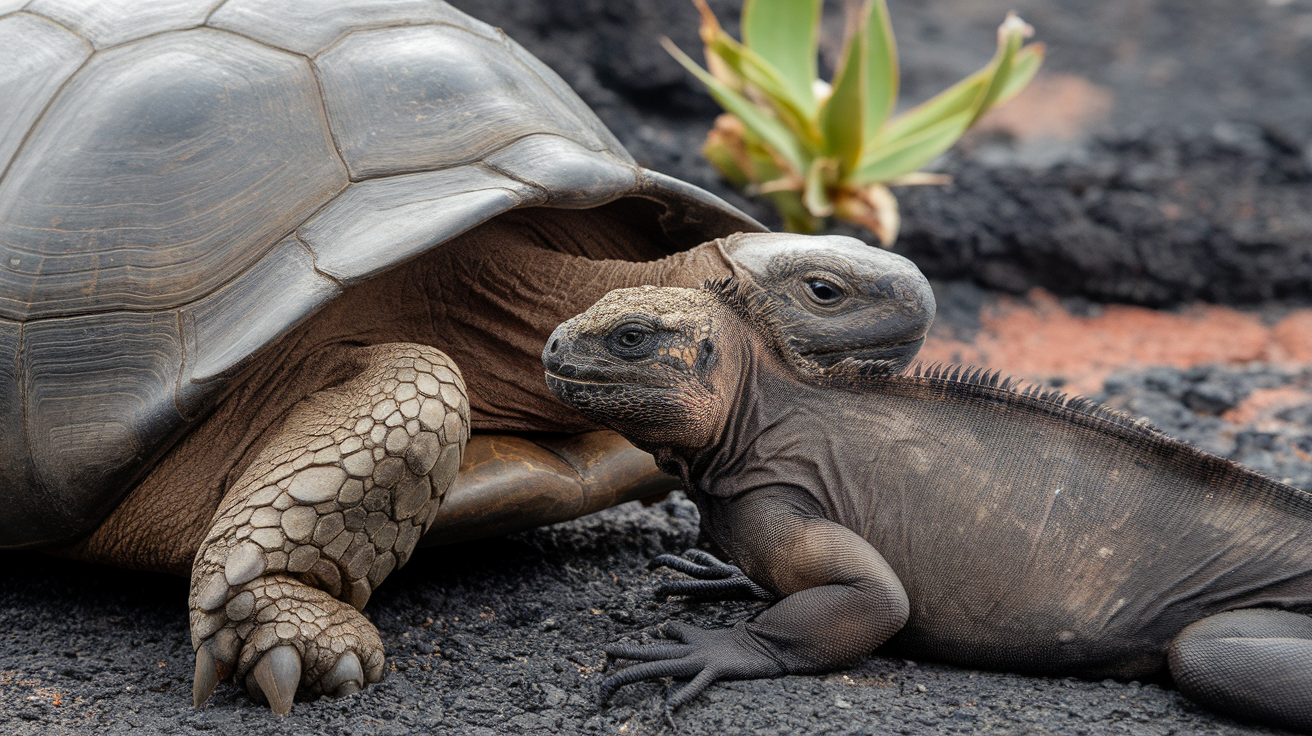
0;0;760;547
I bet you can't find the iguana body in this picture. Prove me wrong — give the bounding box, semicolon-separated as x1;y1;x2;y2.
542;281;1312;732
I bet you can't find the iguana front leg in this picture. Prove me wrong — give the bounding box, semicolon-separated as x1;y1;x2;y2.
1168;608;1312;732
189;343;468;713
601;492;909;708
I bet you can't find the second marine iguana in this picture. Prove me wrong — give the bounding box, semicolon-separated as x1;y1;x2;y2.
541;281;1312;733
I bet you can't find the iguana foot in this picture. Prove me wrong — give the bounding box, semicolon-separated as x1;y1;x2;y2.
1168;608;1312;733
601;622;785;708
650;549;776;601
189;343;468;713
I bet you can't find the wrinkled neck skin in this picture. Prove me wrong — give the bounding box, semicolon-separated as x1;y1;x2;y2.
651;325;775;499
284;207;735;434
650;332;834;550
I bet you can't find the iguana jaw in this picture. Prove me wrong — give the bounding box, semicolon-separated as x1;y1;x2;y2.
542;372;619;387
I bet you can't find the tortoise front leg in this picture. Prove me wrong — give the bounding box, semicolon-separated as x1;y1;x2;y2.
418;430;679;547
189;343;468;713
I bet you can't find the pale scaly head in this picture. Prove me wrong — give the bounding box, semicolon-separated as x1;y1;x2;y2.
718;232;935;371
542;286;741;451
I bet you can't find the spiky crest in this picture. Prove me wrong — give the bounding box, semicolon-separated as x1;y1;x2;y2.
703;277;781;337
823;356;904;381
865;361;1310;502
901;362;1165;435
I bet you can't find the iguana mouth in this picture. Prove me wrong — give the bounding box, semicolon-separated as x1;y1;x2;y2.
543;371;617;387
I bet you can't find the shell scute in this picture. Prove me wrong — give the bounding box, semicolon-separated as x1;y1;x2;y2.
27;0;215;49
314;24;609;179
497;33;627;160
209;0;500;57
0;28;347;321
298;165;537;285
484;135;638;208
0;13;90;178
22;311;186;542
178;235;342;413
0;318;45;546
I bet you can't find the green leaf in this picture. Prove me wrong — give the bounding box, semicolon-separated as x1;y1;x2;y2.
703;138;751;188
664;37;809;175
875;68;986;150
994;44;1044;106
852;108;971;183
768;189;822;233
803;157;836;216
873;24;1043;149
819;23;865;175
742;0;822;116
862;0;898;142
968;21;1023;126
704;32;817;145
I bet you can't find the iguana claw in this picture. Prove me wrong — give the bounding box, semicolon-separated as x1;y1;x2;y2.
650;549;775;601
250;645;301;716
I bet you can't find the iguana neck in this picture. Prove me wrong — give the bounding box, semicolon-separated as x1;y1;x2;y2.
671;325;803;491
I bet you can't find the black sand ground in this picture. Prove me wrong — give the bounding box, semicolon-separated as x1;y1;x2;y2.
4;0;1312;734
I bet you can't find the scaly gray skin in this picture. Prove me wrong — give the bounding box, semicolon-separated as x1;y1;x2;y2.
542;282;1312;733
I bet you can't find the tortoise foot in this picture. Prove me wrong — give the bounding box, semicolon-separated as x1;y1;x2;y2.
188;343;468;712
192;574;384;714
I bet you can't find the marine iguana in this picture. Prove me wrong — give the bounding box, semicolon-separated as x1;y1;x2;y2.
541;281;1312;733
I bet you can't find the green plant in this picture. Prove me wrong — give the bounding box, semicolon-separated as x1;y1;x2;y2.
666;0;1044;244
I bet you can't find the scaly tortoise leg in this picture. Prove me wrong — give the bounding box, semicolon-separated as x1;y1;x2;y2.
189;343;468;714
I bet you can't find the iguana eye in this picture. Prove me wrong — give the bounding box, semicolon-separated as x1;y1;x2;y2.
806;278;843;303
617;329;647;348
609;322;655;356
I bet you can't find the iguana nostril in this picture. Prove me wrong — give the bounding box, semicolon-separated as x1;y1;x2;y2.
550;339;559;353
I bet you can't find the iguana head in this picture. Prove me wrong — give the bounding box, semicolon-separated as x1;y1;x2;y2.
719;233;934;371
542;286;741;450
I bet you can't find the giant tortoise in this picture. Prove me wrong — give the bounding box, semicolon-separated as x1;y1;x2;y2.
0;0;936;714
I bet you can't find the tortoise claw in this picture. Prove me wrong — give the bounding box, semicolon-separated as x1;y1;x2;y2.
251;645;301;716
192;646;219;707
321;651;365;697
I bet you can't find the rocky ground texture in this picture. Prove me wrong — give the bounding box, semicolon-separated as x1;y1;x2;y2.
4;0;1312;734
